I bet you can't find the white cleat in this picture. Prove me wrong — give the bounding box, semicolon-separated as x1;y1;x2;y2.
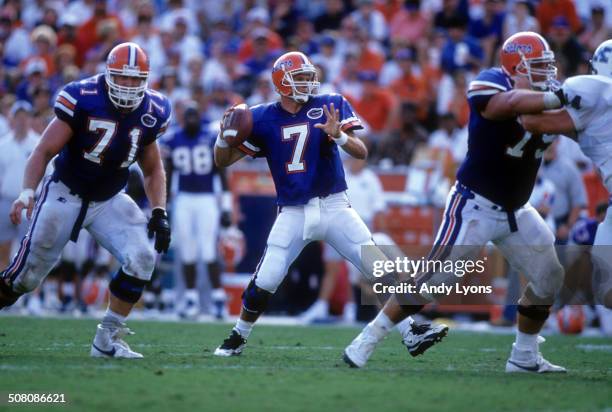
90;324;144;359
505;339;566;373
343;325;382;368
214;329;247;357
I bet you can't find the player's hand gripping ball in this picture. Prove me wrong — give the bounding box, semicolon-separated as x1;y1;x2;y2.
220;103;253;148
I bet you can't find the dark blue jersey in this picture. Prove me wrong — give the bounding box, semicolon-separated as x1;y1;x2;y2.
237;93;362;206
457;68;553;210
52;74;171;201
162;126;216;193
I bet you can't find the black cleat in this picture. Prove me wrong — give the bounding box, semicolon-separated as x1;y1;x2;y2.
402;322;449;357
214;329;247;357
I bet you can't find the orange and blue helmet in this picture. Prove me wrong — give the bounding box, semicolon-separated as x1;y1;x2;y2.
271;51;320;103
105;42;150;110
500;31;557;90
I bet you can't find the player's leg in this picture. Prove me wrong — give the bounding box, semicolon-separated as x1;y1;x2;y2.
324;203;451;367
174;194;200;318
342;187;494;367
214;208;308;356
0;180;76;309
86;193;157;359
199;195;226;319
495;205;566;373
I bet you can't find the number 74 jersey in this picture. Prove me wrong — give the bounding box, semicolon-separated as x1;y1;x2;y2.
237;93;362;206
53;74;171;201
458;67;552;211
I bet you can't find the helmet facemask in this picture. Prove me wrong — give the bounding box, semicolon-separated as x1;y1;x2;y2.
105;67;148;110
515;49;558;91
281;64;320;103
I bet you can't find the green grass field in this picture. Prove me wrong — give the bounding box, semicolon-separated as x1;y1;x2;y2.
0;316;610;412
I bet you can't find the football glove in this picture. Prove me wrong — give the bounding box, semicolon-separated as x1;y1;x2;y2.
148;207;171;253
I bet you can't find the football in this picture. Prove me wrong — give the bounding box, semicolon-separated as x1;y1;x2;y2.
221;103;253;148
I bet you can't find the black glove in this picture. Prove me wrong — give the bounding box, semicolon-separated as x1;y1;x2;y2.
220;210;232;228
148;208;171;253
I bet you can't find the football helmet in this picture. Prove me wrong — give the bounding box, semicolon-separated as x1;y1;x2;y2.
271;51;320;103
590;39;612;79
105;42;149;110
500;31;557;90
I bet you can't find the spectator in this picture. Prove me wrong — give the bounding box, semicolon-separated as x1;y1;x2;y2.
204;80;243;123
546;17;589;77
0;101;40;268
536;0;581;36
388;48;429;121
168;15;203;64
130;7;166;84
437;70;470;126
1;9;33;67
373;102;428;166
576;1;612;32
244;28;280;77
389;0;430;46
503;0;540;39
158;67;190;110
16;58;48;102
541;139;588;244
271;0;300;39
434;0;469;31
22;25;57;77
440;16;483;74
353;28;386;74
238;7;283;62
346;71;396;140
468;0;505;65
311;35;343;85
75;0;126;66
350;0;388;42
579;6;611;53
428;112;468;164
314;0;347;32
247;73;276;106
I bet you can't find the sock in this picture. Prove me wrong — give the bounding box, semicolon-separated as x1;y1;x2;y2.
515;330;538;350
234;319;254;339
368;312;396;340
101;309;126;329
211;288;227;302
395;316;414;336
185;289;199;304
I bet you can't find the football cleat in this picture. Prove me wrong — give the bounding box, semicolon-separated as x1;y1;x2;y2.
505;338;566;373
343;325;382;368
214;329;247;357
90;324;143;359
402;321;449;357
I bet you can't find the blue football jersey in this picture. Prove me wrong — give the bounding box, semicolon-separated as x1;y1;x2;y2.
53;74;171;201
457;68;553;210
163;125;217;193
237;93;362;206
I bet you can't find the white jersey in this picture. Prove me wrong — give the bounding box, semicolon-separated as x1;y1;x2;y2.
564;75;612;192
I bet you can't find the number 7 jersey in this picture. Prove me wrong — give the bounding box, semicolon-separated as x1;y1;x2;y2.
53;74;172;201
237;93;362;206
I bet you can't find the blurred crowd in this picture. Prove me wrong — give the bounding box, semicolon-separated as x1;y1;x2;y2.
0;0;610;325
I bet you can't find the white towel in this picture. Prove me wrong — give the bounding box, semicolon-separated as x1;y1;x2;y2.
303;197;324;241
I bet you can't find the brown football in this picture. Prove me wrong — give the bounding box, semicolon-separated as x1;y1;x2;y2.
221;103;253;148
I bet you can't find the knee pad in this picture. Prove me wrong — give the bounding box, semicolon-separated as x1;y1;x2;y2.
124;247;156;280
242;278;272;315
109;269;148;303
251;246;288;293
517;304;551;321
531;259;565;300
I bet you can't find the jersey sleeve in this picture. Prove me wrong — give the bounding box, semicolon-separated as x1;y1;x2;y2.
337;94;363;132
53;83;80;129
562;76;598;133
466;69;511;113
145;93;173;146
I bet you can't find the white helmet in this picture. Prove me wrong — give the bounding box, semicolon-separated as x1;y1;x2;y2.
590;39;612;79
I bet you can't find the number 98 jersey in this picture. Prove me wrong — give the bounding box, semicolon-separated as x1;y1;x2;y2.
237;93;362;206
161;125;217;193
53;74;171;201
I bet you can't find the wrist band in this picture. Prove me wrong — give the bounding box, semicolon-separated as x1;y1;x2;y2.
215;134;229;148
543;92;562;109
333;131;349;146
17;189;34;204
221;191;232;211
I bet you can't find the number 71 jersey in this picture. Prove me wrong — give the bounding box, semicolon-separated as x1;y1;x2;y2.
237;93;362;206
53;74;171;201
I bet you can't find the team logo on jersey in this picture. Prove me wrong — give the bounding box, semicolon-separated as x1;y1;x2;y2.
141;113;157;128
307;107;323;120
